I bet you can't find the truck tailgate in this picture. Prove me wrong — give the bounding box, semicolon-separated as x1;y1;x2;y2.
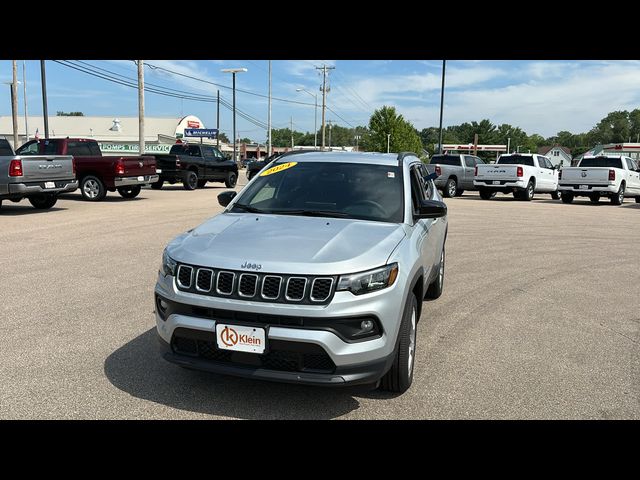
475;164;519;181
19;155;75;181
153;154;178;171
560;167;610;184
119;156;157;176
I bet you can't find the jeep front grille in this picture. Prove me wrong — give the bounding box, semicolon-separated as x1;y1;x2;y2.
174;264;336;305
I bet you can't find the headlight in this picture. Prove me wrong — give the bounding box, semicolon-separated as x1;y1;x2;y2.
336;263;399;295
161;249;177;277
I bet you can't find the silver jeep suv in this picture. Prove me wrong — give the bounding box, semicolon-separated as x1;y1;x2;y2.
155;151;448;393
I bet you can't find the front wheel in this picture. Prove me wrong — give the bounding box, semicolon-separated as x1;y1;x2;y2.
479;188;495;200
28;194;58;209
183;171;198;191
80;175;107;201
610;183;625;205
443;178;457;198
380;293;418;394
225;172;238;188
425;247;445;300
117;185;141;199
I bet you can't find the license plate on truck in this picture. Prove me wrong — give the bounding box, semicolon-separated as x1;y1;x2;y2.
579;184;588;189
216;324;266;354
492;180;500;185
44;182;55;189
137;176;144;181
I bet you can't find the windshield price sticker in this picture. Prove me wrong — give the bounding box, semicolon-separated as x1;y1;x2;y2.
260;162;298;177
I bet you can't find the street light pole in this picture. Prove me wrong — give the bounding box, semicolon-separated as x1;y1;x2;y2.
437;60;446;155
222;68;248;164
22;60;29;142
11;61;19;149
40;60;49;139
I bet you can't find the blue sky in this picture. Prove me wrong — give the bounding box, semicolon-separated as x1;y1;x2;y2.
2;60;640;141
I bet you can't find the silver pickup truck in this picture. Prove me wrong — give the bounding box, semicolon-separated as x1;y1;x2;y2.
424;153;486;197
0;139;77;211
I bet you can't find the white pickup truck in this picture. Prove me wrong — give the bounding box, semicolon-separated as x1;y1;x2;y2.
558;155;640;205
474;153;560;201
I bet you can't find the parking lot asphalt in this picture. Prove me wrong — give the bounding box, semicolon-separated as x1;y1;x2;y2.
1;179;638;419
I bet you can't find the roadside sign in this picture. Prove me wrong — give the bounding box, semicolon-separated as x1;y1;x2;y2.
184;128;218;138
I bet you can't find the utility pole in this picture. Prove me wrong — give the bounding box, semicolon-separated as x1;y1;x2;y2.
437;60;446;154
327;120;334;149
290;116;294;149
11;61;19;149
268;60;272;156
316;64;335;151
22;60;29;142
40;60;49;139
216;90;220;148
137;60;145;156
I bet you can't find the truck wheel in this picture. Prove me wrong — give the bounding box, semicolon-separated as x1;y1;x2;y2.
443;178;457;198
225;172;238;188
561;192;574;204
380;293;418;394
479;188;495;200
28;194;58;209
425;247;445;300
589;193;601;204
636;197;640;203
197;180;207;188
150;180;164;190
551;189;561;200
117;186;141;199
457;189;465;196
610;183;625;205
521;181;535;201
80;176;107;201
183;171;198;191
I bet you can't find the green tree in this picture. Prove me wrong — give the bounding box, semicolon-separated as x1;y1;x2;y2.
217;132;230;143
362;106;423;156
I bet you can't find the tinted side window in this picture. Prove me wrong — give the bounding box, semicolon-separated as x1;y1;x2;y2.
625;158;635;170
212;147;223;158
419;164;434;198
475;157;485;164
67;142;92;156
88;142;102;156
464;156;475;167
17;141;39;155
409;166;426;214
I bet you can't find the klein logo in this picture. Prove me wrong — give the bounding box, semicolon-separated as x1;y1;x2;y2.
220;326;262;348
581;172;587;177
38;164;62;169
241;261;262;270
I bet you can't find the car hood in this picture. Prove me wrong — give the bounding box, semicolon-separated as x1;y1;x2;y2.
167;213;406;275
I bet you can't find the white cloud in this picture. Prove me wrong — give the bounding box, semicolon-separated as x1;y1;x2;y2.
282;60;336;77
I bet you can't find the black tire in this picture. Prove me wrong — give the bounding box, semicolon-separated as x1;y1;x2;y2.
425;247;445;300
479;188;495;200
28;194;58;209
225;172;238;188
589;193;601;204
197;179;207;188
443;178;457;198
520;180;535;201
150;180;164;190
380;293;418;394
551;190;561;200
610;183;625;205
636;197;640;203
183;171;198;191
457;189;465;196
117;185;141;199
561;192;574;204
80;175;107;201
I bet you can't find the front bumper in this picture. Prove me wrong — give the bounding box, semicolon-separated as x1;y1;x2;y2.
154;270;404;385
6;179;78;196
114;174;159;187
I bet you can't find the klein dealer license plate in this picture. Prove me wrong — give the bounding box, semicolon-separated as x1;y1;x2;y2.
44;182;55;189
216;324;266;354
492;180;500;185
137;176;144;181
579;184;588;189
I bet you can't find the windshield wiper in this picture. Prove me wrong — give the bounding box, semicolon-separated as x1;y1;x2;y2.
270;209;350;218
231;203;268;214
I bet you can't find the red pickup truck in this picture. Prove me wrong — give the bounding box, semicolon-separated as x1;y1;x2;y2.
16;138;158;201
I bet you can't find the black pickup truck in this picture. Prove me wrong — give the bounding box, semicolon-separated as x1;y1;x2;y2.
150;144;238;190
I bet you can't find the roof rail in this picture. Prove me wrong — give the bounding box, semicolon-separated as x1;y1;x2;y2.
277;149;322;159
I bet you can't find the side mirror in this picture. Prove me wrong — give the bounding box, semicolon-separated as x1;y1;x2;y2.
415;199;447;219
218;191;237;207
424;171;438;181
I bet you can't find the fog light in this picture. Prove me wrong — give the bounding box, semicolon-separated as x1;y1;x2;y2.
159;300;168;311
360;320;374;332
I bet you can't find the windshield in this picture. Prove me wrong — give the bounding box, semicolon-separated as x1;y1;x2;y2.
579;157;623;168
231;161;404;223
430;155;460;166
497;155;534;166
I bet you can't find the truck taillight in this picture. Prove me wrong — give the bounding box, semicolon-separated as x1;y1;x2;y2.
609;169;615;181
176;157;181;168
115;159;125;176
435;165;441;176
9;159;23;177
517;166;523;177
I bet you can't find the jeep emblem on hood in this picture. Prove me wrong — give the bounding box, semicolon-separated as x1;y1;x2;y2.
241;262;262;270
